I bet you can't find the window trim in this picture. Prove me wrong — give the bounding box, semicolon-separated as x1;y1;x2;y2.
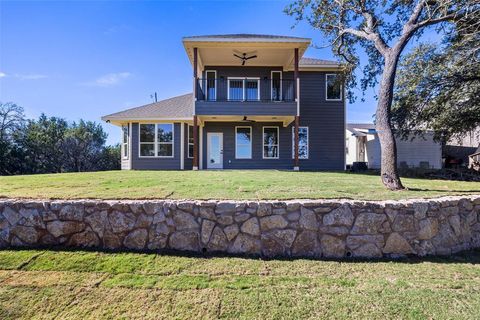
187;125;194;159
235;126;252;159
262;126;280;159
205;70;217;101
291;126;309;160
227;77;260;101
138;123;175;158
121;124;129;160
271;71;282;101
325;74;343;101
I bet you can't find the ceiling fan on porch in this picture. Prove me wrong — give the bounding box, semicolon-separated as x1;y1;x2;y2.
233;52;258;65
241;116;256;123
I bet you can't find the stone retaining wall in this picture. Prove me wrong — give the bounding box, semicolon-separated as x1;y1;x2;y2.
1;196;479;258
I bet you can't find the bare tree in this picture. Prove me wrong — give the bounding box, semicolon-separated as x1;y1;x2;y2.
286;0;479;190
0;102;25;141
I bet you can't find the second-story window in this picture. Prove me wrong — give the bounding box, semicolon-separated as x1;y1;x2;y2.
271;71;282;101
228;77;260;101
245;79;259;101
205;70;216;101
326;74;342;101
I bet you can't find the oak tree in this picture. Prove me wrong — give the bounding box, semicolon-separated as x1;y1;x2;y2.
286;0;478;190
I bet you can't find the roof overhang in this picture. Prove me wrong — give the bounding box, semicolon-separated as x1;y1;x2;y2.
102;117;193;126
183;37;311;70
296;64;344;72
197;115;295;127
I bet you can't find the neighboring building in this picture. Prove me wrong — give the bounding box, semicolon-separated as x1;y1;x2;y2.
444;128;480;167
102;34;345;170
346;123;443;169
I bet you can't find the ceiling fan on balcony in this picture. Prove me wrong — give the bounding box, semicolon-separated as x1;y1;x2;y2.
233;52;257;65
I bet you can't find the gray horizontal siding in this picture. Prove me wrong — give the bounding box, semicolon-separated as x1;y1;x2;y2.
131;122;181;170
197;70;344;171
297;71;345;170
196;101;296;116
202;121;293;170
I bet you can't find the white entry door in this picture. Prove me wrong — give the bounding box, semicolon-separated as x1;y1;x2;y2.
207;132;223;169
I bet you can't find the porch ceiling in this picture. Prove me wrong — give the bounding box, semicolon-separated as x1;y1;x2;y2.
183;39;310;70
197;115;295;127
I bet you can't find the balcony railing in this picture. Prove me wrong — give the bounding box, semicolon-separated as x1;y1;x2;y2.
195;78;296;102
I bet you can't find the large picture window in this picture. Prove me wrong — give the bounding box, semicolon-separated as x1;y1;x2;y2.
326;74;342;101
139;123;174;158
235;126;252;159
122;124;129;159
292;127;309;159
188;125;194;158
263;126;279;159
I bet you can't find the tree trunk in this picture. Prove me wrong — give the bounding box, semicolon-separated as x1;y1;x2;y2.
376;55;405;191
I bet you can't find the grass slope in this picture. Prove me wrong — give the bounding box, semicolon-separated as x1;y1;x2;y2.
0;249;479;319
0;170;479;201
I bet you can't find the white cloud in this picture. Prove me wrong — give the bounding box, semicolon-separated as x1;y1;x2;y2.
104;24;131;35
0;72;47;80
14;74;48;80
83;72;131;87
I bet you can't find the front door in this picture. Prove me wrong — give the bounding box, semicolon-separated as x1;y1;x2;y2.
207;132;223;169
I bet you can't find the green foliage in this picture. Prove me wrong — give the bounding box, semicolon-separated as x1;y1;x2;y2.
0;102;25;175
392;17;480;141
14;114;69;173
285;0;477;102
61;120;108;172
0;102;120;175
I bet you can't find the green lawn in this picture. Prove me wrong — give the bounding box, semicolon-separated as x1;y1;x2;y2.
0;170;479;201
0;249;479;319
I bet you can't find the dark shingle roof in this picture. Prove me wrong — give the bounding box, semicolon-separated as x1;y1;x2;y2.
300;57;340;66
102;93;193;121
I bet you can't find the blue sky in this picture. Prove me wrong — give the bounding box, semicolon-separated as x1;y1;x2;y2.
1;0;380;145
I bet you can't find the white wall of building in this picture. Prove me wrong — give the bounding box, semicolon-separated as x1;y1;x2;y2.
346;130;443;169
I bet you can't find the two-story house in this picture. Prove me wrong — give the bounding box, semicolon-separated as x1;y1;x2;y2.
102;34;345;170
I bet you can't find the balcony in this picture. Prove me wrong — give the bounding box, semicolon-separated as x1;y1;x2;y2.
195;78;297;116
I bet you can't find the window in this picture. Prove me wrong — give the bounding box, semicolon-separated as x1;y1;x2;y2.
139;123;174;157
245;79;259;101
157;124;173;157
271;71;282;101
235;127;252;159
228;78;260;101
326;74;342;101
292;127;309;159
139;124;155;157
205;70;216;101
122;124;129;159
188;125;194;158
263;127;279;159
